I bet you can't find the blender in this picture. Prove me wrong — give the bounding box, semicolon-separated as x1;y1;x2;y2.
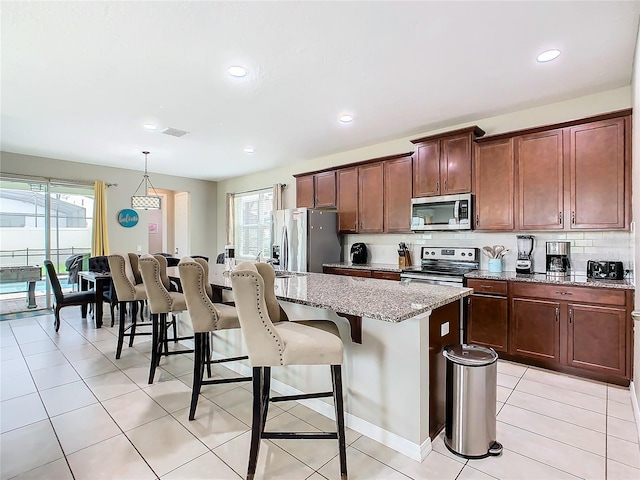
516;235;534;274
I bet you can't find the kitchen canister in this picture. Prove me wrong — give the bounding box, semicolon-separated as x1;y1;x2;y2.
488;258;503;273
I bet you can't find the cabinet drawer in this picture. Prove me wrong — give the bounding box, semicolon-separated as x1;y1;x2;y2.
510;282;626;306
371;271;401;281
324;267;372;278
467;279;508;296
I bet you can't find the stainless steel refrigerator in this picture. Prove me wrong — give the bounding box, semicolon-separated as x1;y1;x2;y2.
270;208;341;273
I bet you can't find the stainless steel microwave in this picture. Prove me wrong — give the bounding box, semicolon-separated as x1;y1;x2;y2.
411;193;473;231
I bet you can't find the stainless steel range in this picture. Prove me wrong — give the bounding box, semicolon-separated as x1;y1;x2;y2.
401;247;479;286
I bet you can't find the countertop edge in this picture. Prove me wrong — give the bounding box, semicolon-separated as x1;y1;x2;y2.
464;270;635;290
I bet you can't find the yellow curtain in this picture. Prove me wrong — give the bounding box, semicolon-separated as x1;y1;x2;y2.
92;180;110;256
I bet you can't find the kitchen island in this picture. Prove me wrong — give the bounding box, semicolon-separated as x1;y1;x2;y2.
172;264;472;461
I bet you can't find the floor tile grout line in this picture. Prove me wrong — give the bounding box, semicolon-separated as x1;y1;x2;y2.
520;371;611;401
512;382;607;415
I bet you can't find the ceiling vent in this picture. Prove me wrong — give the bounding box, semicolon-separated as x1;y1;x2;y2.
161;127;189;138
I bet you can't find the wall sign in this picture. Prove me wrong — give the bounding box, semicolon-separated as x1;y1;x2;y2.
117;209;139;228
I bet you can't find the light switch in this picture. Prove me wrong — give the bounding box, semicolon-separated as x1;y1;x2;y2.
440;322;450;337
137;245;142;252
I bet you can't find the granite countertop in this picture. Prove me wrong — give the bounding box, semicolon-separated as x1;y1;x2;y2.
465;270;635;290
198;264;471;322
322;262;402;273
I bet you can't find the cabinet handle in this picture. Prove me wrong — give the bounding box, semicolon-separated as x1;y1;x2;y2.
436;181;439;192
444;180;448;191
555;307;559;322
558;211;563;224
555;291;573;296
480;285;493;289
569;309;573;324
571;211;575;224
476;214;480;227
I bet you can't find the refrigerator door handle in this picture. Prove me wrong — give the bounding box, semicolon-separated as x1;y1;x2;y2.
281;225;288;271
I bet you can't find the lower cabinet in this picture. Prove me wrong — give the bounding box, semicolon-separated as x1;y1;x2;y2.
465;279;633;385
323;267;400;281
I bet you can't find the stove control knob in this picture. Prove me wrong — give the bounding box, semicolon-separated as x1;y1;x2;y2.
461;253;466;256
431;251;435;255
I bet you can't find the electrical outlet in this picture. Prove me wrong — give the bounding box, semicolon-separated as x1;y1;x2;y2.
137;245;142;252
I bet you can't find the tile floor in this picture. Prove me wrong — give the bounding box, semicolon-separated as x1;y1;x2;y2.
1;307;640;480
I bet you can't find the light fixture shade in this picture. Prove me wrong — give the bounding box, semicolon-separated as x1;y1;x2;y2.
131;195;161;210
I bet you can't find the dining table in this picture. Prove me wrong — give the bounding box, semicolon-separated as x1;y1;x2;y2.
78;270;112;328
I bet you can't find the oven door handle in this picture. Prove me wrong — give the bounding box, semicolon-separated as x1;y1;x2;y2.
400;273;464;286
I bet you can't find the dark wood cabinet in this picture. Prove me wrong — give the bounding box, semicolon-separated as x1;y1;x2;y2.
473;138;515;230
569;117;628;229
358;162;384;233
567;303;627;377
337;168;358;233
323;267;400;281
412;126;484;198
296;175;315;208
371;271;401;281
466;279;508;353
314;171;336;208
510;298;560;363
517;129;564;230
384;155;412;233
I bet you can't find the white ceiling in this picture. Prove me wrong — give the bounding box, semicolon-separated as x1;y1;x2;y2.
2;1;639;181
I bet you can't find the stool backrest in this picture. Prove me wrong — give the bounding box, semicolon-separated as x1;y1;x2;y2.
139;254;172;313
191;257;213;299
255;263;288;322
127;253;142;284
89;255;110;273
108;253;138;301
231;262;284;366
178;258;227;332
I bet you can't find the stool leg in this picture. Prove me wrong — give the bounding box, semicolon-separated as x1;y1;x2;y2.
172;313;178;343
248;366;265;480
205;333;212;378
115;302;126;359
129;302;137;347
331;365;348;480
189;332;205;421
148;313;159;384
162;313;169;358
261;367;271;432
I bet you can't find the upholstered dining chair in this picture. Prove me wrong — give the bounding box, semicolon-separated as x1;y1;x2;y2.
107;253;150;359
88;255;118;323
231;262;348;480
178;257;251;420
139;254;193;384
44;260;96;332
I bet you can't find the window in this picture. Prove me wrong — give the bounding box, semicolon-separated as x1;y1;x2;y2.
233;188;273;260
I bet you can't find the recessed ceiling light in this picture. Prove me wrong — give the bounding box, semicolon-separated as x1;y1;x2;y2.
537;49;561;63
339;114;354;123
244;146;255;153
228;66;248;77
144;124;158;131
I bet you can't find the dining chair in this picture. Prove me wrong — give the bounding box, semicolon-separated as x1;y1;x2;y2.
88;255;118;323
139;254;193;384
231;262;347;480
178;257;251;420
44;260;95;332
107;253;151;359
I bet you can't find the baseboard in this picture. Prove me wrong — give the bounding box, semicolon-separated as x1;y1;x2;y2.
630;381;640;444
211;352;430;462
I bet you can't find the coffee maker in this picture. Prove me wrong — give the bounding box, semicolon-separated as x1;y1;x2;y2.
546;241;571;277
516;235;534;274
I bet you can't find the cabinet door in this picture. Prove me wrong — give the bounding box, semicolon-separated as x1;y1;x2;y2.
569;118;626;229
323;267;371;278
413;140;440;197
473;138;515;230
358;162;384;233
510;298;560;363
384;156;412;233
441;133;472;194
567;303;626;377
467;294;508;353
296;175;315;208
314;171;336;208
518;129;564;230
337;168;358;233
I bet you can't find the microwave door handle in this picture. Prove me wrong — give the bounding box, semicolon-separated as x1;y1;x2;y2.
454;200;460;222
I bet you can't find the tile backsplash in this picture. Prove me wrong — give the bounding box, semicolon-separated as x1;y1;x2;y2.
343;230;635;280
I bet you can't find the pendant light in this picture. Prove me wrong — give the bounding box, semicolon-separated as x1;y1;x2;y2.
131;151;161;210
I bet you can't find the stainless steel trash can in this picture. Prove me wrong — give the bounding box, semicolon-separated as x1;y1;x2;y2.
443;344;503;459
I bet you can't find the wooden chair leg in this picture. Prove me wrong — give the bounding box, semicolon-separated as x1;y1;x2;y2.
332;365;348;480
54;305;61;332
129;302;137;347
261;366;271;432
205;332;212;378
111;303;116;327
116;302;127;359
172;314;178;343
247;366;265;480
148;313;159;384
189;332;206;420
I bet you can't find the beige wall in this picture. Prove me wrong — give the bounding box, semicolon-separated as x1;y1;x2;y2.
0;152;218;259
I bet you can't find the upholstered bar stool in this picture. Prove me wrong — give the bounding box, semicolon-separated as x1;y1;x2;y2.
178;257;251;420
231;262;348;480
139;254;193;384
107;253;151;358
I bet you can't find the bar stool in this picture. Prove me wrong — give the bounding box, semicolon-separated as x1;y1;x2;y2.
138;254;193;384
178;257;251;420
107;253;151;359
231;262;348;480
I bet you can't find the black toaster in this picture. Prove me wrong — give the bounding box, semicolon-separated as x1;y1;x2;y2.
587;260;624;280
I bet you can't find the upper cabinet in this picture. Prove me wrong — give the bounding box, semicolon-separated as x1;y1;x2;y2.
358;162;384;233
384;155;413;233
474;109;631;232
337;167;359;233
412;126;485;197
295;171;336;209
